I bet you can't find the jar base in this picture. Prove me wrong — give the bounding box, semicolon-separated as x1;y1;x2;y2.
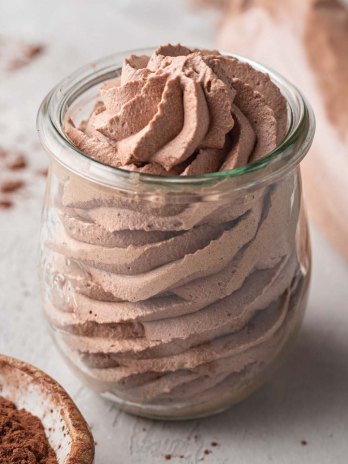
52;283;308;420
99;315;303;421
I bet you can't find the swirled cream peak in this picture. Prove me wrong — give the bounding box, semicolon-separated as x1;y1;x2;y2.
65;44;288;175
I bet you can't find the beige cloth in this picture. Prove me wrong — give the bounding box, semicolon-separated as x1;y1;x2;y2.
204;0;348;260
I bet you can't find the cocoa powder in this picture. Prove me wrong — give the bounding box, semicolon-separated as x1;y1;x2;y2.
0;200;13;209
0;35;45;72
1;179;24;194
7;153;27;170
0;396;58;464
0;146;28;209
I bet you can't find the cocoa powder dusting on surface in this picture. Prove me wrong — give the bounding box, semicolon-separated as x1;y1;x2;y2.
7;153;27;170
0;396;58;464
25;44;45;59
0;147;28;169
37;168;48;177
0;146;29;209
0;200;13;209
0;36;45;72
1;179;25;194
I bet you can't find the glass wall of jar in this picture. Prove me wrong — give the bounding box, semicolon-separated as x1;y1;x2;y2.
37;50;315;420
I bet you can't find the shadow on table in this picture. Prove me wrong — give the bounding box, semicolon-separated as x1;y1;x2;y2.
211;324;347;431
162;323;348;436
124;320;348;464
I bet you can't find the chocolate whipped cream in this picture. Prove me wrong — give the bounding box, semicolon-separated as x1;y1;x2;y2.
42;45;309;413
65;44;287;175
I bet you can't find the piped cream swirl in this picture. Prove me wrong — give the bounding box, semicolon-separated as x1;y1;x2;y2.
65;44;288;175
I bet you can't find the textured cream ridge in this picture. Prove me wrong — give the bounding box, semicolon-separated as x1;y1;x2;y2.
45;174;302;402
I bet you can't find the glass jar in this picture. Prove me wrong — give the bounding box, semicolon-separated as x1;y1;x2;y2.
37;49;315;420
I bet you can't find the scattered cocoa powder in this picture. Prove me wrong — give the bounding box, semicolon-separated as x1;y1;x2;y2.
24;44;44;59
0;199;13;209
37;167;48;177
4;42;44;71
1;179;25;194
0;146;28;166
6;58;26;71
164;454;172;460
7;153;27;170
0;147;28;209
0;35;45;72
0;145;47;209
0;395;58;463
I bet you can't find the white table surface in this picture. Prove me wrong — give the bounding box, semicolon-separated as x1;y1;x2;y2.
0;1;347;463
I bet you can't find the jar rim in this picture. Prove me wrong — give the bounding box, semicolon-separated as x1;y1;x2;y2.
36;47;315;194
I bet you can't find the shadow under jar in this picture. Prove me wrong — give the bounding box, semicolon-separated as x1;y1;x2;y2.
37;49;315;420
